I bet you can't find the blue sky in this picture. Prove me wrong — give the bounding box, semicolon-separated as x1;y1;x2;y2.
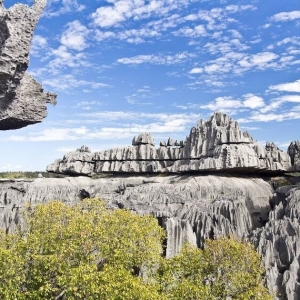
1;0;300;171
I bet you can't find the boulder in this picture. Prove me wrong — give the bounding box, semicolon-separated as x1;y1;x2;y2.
0;0;56;130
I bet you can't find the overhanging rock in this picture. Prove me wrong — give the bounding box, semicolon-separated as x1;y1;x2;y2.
0;0;56;130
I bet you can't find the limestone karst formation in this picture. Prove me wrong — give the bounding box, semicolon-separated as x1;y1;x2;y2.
47;112;292;176
0;0;56;130
0;174;300;299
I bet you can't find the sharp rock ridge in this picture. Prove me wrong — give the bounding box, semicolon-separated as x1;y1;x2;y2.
47;112;292;175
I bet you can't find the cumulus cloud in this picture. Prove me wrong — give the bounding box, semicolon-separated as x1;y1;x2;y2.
189;67;203;74
91;0;193;28
243;94;265;109
270;11;300;22
199;94;265;113
60;20;90;51
269;79;300;93
200;96;243;111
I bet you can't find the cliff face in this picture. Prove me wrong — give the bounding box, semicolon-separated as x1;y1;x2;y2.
1;175;300;299
252;185;300;300
47;112;292;175
0;0;56;130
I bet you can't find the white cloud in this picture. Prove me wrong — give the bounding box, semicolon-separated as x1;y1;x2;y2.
200;94;265;112
192;51;280;77
164;87;176;91
125;86;154;105
239;112;300;123
270;11;300;22
43;75;111;91
74;101;103;110
117;52;195;65
277;37;300;46
260;95;300;113
49;45;88;72
204;39;248;55
200;96;243;111
269;79;300;93
46;0;85;17
60;20;89;51
31;35;48;56
173;24;206;37
239;52;278;68
243;94;265;109
91;0;192;28
225;4;256;13
8;112;202;142
189;67;203;74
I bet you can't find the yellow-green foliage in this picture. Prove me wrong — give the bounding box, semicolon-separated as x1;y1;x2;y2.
0;199;272;300
157;238;272;300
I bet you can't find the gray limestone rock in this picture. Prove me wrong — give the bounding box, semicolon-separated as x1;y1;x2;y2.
0;175;272;250
47;145;94;176
47;113;291;175
288;141;300;171
132;132;155;146
252;185;300;300
1;175;300;298
0;0;56;130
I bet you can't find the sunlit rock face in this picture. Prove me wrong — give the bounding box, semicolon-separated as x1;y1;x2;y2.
288;141;300;171
0;175;272;254
0;0;56;130
47;112;291;175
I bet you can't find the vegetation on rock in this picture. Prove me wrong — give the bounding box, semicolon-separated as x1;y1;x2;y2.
0;199;272;299
0;171;66;179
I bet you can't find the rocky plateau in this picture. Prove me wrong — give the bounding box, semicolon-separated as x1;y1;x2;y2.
47;112;297;176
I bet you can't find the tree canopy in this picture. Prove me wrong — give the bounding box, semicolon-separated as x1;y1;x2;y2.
0;199;272;299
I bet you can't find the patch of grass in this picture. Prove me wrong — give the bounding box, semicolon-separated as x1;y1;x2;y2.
0;172;67;179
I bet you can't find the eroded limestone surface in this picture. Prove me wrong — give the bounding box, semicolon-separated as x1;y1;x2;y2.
47;112;291;175
1;175;300;299
252;185;300;300
0;0;56;130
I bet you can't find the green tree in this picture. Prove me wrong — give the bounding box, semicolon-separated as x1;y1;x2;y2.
0;199;165;299
157;238;272;300
0;199;272;300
